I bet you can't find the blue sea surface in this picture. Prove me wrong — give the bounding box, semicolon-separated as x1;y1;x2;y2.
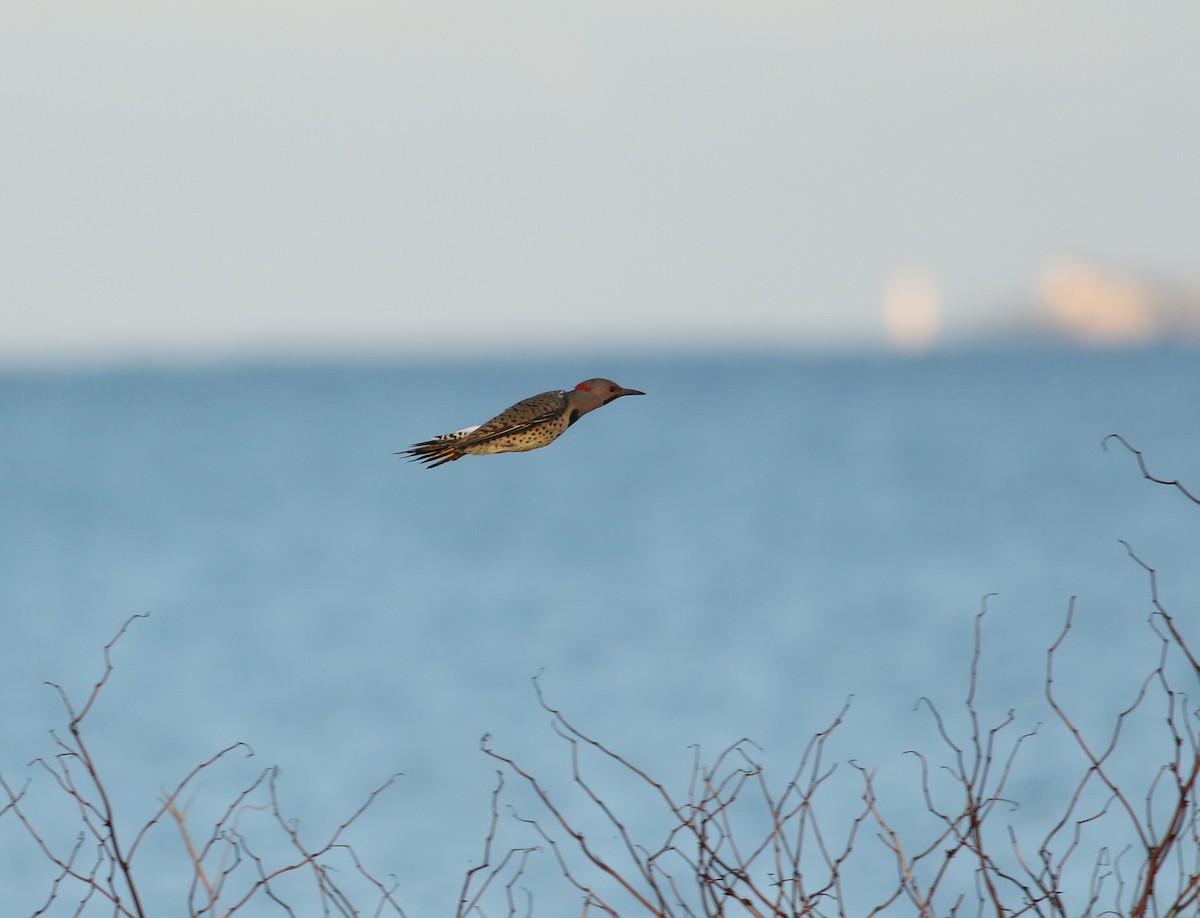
0;348;1197;914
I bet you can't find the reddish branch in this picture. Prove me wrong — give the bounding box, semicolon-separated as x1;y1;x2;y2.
0;613;403;916
3;436;1198;916
465;442;1200;916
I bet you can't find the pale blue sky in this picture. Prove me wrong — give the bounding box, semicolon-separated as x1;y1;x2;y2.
2;1;1198;363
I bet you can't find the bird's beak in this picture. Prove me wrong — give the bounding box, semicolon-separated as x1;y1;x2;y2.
618;388;645;397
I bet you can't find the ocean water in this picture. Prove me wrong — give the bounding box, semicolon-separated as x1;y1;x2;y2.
0;348;1197;914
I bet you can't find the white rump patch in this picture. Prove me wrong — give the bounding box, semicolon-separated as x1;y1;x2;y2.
433;425;480;442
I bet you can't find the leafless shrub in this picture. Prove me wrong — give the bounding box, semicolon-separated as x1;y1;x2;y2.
0;614;405;917
460;437;1200;917
3;436;1195;917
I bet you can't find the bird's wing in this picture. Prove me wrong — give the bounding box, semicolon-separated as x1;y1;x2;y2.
455;390;567;447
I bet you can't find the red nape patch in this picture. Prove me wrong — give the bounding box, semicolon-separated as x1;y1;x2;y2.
574;383;593;391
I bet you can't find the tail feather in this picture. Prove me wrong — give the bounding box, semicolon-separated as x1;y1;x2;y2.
398;440;463;468
395;426;479;469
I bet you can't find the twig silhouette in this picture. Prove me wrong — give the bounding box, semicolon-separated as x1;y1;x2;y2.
461;441;1200;916
0;614;404;915
1103;434;1199;505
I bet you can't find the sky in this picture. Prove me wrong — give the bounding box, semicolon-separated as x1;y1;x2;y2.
2;0;1199;364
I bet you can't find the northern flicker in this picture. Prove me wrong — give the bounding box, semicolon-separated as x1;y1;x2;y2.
398;378;645;468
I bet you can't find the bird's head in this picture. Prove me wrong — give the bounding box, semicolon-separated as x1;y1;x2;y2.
573;378;646;410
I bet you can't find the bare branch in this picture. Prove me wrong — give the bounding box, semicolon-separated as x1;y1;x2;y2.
1103;434;1200;505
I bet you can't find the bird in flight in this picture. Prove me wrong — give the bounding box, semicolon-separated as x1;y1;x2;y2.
399;378;645;468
